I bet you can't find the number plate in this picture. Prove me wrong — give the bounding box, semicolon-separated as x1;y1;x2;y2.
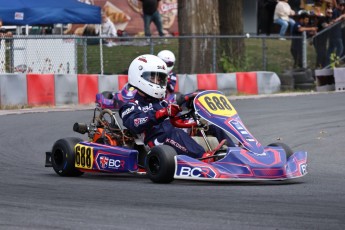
74;144;94;169
198;93;237;117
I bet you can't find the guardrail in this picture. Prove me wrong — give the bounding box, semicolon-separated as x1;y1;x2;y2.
0;72;281;107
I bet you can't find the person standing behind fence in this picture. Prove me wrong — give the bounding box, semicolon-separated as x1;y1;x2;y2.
327;0;345;65
96;13;118;47
291;12;317;68
138;0;165;38
314;8;333;68
274;0;296;40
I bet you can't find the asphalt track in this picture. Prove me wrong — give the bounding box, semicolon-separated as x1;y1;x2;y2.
0;92;345;230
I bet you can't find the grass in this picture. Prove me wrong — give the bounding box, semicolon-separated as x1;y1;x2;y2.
76;37;317;76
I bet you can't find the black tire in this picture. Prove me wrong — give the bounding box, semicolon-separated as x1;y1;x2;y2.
145;145;177;183
293;69;314;84
294;83;316;90
51;137;84;177
268;142;293;160
279;70;295;91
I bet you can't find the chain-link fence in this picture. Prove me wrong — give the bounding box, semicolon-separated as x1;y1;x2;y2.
0;33;323;76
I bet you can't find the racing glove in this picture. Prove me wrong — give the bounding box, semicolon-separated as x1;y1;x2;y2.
155;104;182;120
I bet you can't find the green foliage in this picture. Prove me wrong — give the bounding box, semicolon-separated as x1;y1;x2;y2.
219;51;248;73
330;52;340;69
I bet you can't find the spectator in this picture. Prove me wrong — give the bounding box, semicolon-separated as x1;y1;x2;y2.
300;0;337;12
314;7;333;67
97;13;118;47
0;19;13;37
291;12;317;68
138;0;165;38
327;0;345;64
274;0;296;40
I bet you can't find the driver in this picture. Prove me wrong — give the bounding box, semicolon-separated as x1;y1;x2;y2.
119;54;225;161
157;50;177;103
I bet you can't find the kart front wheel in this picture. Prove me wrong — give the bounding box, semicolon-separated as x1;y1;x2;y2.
268;142;293;160
51;137;84;177
145;145;177;183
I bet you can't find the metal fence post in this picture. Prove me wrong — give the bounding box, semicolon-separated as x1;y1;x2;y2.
9;39;14;73
302;31;307;69
99;37;104;75
150;37;154;54
82;38;87;74
212;37;217;73
262;37;267;71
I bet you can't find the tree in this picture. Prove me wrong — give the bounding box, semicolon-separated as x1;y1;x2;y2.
218;0;245;72
177;0;245;73
178;0;219;73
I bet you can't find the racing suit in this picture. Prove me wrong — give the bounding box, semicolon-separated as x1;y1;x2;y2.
119;92;206;158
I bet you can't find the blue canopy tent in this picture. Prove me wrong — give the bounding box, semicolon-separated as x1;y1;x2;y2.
0;0;101;25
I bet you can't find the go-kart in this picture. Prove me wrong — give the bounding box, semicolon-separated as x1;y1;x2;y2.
45;90;308;183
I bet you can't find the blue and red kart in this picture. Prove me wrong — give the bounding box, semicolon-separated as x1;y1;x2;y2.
45;90;308;183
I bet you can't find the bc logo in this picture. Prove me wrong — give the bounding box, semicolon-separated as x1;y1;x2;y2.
178;166;216;178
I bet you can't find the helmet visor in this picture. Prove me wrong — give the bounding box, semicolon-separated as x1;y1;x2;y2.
142;71;168;87
165;61;174;67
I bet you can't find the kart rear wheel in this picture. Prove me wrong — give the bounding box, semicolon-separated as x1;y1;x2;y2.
268;142;293;160
51;137;84;177
145;145;177;183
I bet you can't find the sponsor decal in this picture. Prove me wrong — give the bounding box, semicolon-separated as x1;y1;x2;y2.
157;65;166;70
229;120;243;130
121;106;134;118
245;138;255;142
15;12;24;20
177;166;216;178
100;156;109;169
134;117;148;127
138;57;147;63
97;152;125;170
165;138;187;153
141;103;153;112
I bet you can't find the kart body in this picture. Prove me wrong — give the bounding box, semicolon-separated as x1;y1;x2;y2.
45;90;307;183
172;90;307;181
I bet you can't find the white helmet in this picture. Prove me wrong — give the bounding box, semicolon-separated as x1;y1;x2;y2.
128;54;168;99
157;50;175;73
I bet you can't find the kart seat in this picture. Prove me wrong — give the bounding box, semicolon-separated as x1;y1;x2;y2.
192;136;220;152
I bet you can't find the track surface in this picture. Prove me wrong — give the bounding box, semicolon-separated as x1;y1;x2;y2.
0;92;345;230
